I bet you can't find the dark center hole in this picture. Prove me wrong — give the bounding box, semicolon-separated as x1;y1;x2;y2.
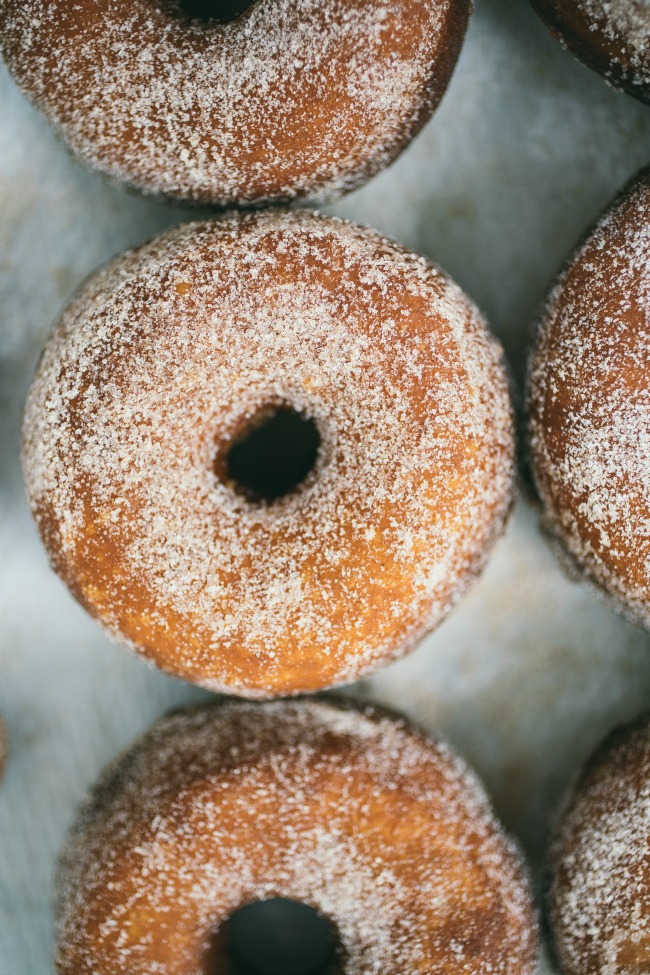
224;406;320;503
222;898;338;975
176;0;255;23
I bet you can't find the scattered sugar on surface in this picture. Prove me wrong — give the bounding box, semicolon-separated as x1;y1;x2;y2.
0;0;460;203
528;169;650;627
578;0;650;87
550;716;650;975
580;0;648;45
22;210;514;694
55;699;538;974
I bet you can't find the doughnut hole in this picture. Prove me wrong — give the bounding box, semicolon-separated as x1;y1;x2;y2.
206;898;340;975
217;405;321;503
175;0;257;23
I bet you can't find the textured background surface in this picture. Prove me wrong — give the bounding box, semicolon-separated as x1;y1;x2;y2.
1;0;650;971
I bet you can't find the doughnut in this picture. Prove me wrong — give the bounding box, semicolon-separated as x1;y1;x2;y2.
23;209;514;697
0;0;471;205
529;0;650;102
549;714;650;975
55;699;539;975
527;166;650;628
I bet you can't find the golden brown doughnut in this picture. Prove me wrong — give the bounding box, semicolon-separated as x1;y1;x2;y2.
23;209;514;697
527;166;650;628
529;0;650;102
549;714;650;975
0;0;471;205
55;699;539;975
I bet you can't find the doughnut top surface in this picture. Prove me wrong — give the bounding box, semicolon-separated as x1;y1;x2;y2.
529;0;650;101
0;0;470;204
550;714;650;975
528;167;650;627
56;699;539;975
23;210;514;696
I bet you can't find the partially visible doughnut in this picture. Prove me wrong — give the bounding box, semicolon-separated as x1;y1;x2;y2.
550;714;650;975
529;0;650;102
0;0;471;204
23;209;514;697
527;166;650;628
55;699;539;975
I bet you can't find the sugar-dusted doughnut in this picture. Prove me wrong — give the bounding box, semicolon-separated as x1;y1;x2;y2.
550;714;650;975
527;166;650;628
0;0;470;205
55;699;539;975
23;210;514;697
529;0;650;102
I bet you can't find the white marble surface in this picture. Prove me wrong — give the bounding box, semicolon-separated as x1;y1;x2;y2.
1;0;650;972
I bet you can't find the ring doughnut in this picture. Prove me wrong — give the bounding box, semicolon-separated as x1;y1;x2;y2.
56;699;539;975
23;209;514;696
529;0;650;103
527;166;650;627
550;714;650;975
0;0;471;204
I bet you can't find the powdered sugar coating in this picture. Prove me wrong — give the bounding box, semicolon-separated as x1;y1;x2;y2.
23;209;514;697
582;0;650;88
584;0;650;39
530;0;650;101
0;0;470;204
580;0;649;48
55;698;539;975
550;715;650;975
527;166;650;629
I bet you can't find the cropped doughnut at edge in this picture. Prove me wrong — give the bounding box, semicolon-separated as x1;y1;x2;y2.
550;714;650;975
529;0;650;103
528;166;650;629
0;0;471;204
56;699;540;975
